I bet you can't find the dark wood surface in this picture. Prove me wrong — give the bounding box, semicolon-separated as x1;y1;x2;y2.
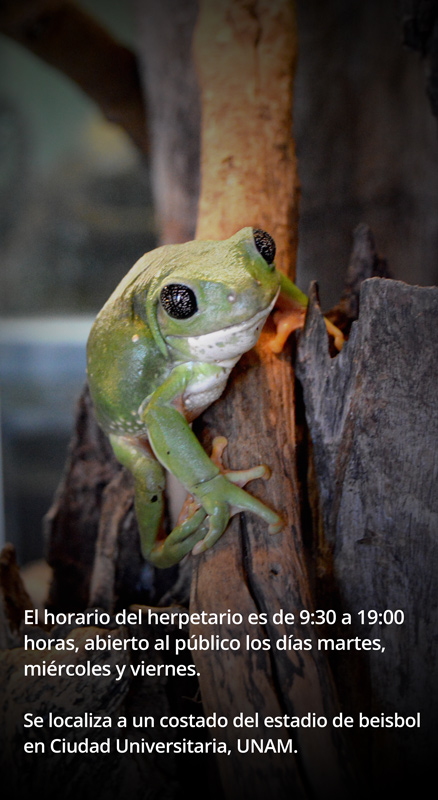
297;276;438;792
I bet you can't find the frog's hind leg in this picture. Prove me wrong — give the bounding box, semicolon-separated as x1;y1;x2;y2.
110;434;207;568
110;434;166;561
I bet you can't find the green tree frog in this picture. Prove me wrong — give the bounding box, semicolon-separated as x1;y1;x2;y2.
87;227;342;568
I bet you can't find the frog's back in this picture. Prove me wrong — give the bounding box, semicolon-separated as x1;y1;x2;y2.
87;287;169;437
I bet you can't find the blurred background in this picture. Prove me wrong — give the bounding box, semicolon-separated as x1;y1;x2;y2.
1;0;437;567
0;1;157;567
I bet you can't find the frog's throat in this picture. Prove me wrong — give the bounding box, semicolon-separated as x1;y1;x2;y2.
167;289;279;363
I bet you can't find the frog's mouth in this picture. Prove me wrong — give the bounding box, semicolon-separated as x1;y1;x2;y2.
168;289;279;362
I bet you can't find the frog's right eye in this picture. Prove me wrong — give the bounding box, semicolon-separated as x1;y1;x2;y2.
160;284;198;319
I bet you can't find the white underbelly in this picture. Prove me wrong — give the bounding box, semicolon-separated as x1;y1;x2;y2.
183;359;237;417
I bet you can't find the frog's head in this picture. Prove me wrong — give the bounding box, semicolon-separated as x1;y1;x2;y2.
144;227;280;362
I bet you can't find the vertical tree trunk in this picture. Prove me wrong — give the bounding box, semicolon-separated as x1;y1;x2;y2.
132;0;201;244
194;0;299;273
190;2;355;797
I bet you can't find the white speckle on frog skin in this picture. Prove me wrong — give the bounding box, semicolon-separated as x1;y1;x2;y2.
228;292;236;303
132;334;140;343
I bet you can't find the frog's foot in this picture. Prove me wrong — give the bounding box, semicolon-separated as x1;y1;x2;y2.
148;506;208;568
210;435;272;487
175;436;271;527
207;436;281;535
189;471;283;558
149;438;282;567
269;307;306;353
149;481;282;567
269;308;344;353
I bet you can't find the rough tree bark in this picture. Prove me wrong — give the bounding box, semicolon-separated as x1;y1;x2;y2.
296;274;438;795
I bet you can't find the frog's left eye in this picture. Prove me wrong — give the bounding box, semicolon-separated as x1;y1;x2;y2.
160;284;198;319
253;229;276;265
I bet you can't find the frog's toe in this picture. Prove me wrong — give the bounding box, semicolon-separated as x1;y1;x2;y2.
191;539;209;556
210;435;272;488
210;436;228;468
148;513;209;568
268;517;284;535
227;482;281;530
169;506;207;543
225;463;271;487
323;318;344;351
191;502;229;556
191;524;225;556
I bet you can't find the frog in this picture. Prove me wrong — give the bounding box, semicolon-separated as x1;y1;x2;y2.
87;227;343;568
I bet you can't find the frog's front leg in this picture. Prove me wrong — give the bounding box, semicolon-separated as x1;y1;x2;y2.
141;365;282;566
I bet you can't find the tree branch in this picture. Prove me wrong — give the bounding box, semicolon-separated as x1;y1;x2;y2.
0;0;148;154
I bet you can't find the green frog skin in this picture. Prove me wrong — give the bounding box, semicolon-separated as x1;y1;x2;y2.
87;227;339;568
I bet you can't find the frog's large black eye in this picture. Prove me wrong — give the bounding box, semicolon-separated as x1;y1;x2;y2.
160;284;198;319
253;229;276;265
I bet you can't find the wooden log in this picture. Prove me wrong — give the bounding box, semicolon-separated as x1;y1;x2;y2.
0;544;34;648
190;2;356;797
325;222;391;337
192;338;357;799
296;276;438;793
44;386;126;611
0;610;200;800
0;625;131;799
44;386;182;612
194;0;299;273
131;0;201;243
88;468;135;612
